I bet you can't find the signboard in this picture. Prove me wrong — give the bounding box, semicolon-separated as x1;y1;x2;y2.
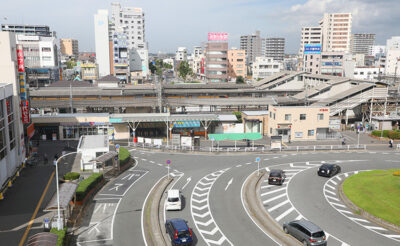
181;136;192;147
173;121;200;128
322;62;342;66
21;101;30;124
16;44;25;72
153;139;162;146
19;73;27;101
256;157;260;162
208;33;228;41
304;44;321;55
172;134;181;146
137;137;144;143
144;138;152;144
270;136;282;150
27;123;35;139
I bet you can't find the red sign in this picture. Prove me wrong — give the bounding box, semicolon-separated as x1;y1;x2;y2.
21;101;30;124
208;33;228;41
319;109;328;112
16;44;25;72
27;123;35;139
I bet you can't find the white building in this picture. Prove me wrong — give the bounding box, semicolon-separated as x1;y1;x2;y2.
350;34;375;55
77;135;109;171
320;13;352;53
252;57;282;80
129;48;149;78
385;48;400;76
175;47;188;61
15;35;58;68
353;66;383;80
386;36;400;51
299;26;322;54
192;46;203;58
94;9;111;77
369;45;386;57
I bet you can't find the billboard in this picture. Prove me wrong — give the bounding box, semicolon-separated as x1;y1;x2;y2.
208;33;228;41
304;44;321;54
21;101;30;124
16;44;25;72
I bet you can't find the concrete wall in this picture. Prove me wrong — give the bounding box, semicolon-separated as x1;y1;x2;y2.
114;123;129;140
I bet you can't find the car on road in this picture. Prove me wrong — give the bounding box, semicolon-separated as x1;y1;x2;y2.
317;163;341;177
283;220;327;246
165;189;182;211
165;218;193;245
268;169;286;185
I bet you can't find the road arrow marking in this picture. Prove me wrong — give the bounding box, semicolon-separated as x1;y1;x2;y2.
181;177;191;190
121;173;138;181
109;183;123;191
224;178;233;191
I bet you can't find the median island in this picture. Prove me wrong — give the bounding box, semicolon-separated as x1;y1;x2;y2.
343;169;400;227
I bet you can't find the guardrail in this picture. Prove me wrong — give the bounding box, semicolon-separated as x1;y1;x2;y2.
127;142;367;153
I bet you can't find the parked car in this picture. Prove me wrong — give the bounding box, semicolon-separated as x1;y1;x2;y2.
317;163;341;177
165;218;193;245
283;220;327;246
165;189;182;211
268;169;286;185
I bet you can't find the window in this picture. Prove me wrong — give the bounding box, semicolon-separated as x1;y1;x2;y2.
273;113;276;120
0;100;6;160
41;47;51;52
300;114;306;120
6;97;15;150
308;130;314;136
295;132;303;138
270;128;272;134
285;114;291;121
317;113;324;120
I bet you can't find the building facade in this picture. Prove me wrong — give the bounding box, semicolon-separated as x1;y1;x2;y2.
175;47;187;61
320;13;352;53
112;31;129;83
369;45;386;58
240;30;262;65
350;34;375;55
353;66;383;80
386;36;400;51
60;39;79;58
1;24;55;37
205;42;228;83
80;63;99;81
299;26;322;54
252;57;282;80
227;48;246;79
94;9;111;77
385;49;400;76
262;38;285;61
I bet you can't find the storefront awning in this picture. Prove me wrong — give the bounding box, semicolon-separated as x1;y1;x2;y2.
208;133;263;141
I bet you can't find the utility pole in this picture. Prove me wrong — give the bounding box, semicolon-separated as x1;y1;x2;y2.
69;83;73;113
156;75;163;113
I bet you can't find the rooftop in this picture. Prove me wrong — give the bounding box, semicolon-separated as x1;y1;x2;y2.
78;135;109;149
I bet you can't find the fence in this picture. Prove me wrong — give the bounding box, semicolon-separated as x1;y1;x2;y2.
316;131;342;140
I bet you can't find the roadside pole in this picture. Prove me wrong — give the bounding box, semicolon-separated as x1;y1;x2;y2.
55;158;62;230
256;157;261;176
357;129;360;146
166;160;171;179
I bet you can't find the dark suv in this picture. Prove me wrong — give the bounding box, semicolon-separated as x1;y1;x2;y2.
165;218;193;245
268;169;286;185
317;163;341;177
283;220;327;246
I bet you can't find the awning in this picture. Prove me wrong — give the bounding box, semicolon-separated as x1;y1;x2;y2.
44;182;78;212
208;133;263;141
94;151;118;163
27;232;58;246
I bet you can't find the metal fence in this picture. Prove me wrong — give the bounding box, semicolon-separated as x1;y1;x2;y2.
316;131;342;140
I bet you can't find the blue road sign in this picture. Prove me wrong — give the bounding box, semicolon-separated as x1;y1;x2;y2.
116;144;120;149
166;160;171;165
256;157;260;162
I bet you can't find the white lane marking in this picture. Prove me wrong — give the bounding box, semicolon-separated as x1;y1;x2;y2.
365;226;387;231
158;164;162;166
192;211;211;219
387;235;400;239
336;176;342;181
325;189;336;196
329;180;338;185
350;217;370;223
149;161;155;163
337;209;353;215
192;192;208;198
263;193;286;204
261;187;286;197
325;184;336;190
330;202;347;208
246;162;252;165
261;185;273;189
267;199;290;212
225;178;233;191
275;207;295;222
181;177;192;190
198;226;219;235
295;215;303;220
325;195;340;202
192;197;208;204
109;183;123;191
344;173;349;177
141;158;147;161
236;165;242;167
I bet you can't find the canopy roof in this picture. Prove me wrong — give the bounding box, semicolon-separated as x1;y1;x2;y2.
44;182;78;211
208;133;263;141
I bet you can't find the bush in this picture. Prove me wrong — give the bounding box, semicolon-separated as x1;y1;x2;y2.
372;130;400;139
76;173;103;201
371;130;390;138
388;130;400;139
393;171;400;176
63;172;80;181
50;227;67;246
232;111;242;123
119;147;131;166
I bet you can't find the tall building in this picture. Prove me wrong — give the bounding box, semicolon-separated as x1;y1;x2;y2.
252;57;282;80
369;45;386;57
112;31;129;83
175;47;187;61
262;38;285;61
227;48;246;79
299;27;322;54
60;39;79;58
205;42;228;82
320;13;352;53
94;9;111;77
385;49;400;76
240;30;262;65
1;24;55;37
350;34;375;55
386;36;400;51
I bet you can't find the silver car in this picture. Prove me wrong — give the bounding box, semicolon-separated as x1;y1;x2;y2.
283;220;327;246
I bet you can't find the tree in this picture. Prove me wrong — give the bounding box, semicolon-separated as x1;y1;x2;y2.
236;76;244;84
149;62;156;74
66;59;77;69
178;61;192;81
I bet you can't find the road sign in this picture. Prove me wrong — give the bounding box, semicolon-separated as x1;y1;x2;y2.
256;157;260;162
115;144;120;149
166;160;171;165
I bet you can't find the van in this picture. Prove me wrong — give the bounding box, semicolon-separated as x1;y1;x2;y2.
283;220;327;246
166;189;182;211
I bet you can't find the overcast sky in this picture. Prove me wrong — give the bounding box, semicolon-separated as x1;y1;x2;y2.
1;0;399;54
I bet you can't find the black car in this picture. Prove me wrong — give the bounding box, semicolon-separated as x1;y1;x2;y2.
268;169;286;185
165;218;193;245
317;163;341;177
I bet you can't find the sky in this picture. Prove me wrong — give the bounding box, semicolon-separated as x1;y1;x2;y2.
1;0;399;54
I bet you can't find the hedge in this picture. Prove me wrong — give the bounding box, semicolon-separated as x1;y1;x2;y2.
119;147;131;166
76;173;104;201
371;130;400;139
63;172;80;181
50;227;67;246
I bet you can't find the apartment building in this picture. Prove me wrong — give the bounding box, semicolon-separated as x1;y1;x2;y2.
304;51;344;76
350;34;375;55
94;9;111;77
1;24;55;37
240;30;262;65
262;38;285;61
112;31;129;83
227;48;246;79
205;42;228;82
385;48;400;76
60;39;79;58
320;13;352;53
369;45;386;58
299;26;322;54
252;57;282;80
80;63;99;81
175;47;188;61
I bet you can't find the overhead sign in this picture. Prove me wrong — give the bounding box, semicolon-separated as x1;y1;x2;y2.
304;44;321;55
208;33;228;41
21;101;30;124
173;121;200;128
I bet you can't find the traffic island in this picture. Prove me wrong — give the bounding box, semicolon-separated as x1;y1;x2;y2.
242;170;301;245
340;169;400;233
143;176;173;246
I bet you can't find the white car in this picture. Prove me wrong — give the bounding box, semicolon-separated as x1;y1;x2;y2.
165;189;182;211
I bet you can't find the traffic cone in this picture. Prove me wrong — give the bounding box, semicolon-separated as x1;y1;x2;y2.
8;180;12;187
0;193;3;200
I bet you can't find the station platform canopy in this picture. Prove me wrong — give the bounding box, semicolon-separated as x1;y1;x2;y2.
208;133;263;141
110;113;219;123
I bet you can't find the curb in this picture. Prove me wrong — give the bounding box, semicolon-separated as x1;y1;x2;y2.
338;178;400;234
243;170;301;245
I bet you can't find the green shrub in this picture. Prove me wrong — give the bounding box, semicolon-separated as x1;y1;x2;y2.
63;172;80;181
393;171;400;176
232;112;242;123
388;130;400;139
371;130;390;138
119;147;131;166
76;173;103;201
50;227;67;246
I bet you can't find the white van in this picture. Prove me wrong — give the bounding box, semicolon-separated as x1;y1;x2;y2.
165;189;182;211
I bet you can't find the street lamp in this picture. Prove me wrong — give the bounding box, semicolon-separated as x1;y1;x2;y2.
55;156;63;230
